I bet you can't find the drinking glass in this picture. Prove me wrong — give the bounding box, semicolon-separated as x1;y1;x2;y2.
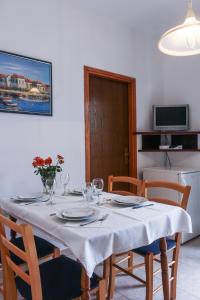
60;172;70;196
46;177;56;205
92;178;104;205
81;182;94;205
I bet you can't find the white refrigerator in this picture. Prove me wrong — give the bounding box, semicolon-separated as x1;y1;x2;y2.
143;166;200;243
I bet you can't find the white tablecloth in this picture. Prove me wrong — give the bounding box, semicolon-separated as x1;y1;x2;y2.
0;193;192;277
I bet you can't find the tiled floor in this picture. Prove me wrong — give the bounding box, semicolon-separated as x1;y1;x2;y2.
1;237;200;300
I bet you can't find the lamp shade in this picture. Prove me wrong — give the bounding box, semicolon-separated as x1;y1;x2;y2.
158;1;200;56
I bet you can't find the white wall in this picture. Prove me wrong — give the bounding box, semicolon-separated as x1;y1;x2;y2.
0;0;161;196
141;18;200;172
158;45;200;169
137;31;165;175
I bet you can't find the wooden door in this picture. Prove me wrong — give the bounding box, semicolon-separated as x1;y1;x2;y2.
84;66;137;191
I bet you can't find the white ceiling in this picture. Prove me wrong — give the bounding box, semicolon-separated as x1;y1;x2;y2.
70;0;200;33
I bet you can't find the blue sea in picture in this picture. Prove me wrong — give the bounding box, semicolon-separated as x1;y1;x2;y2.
0;97;51;115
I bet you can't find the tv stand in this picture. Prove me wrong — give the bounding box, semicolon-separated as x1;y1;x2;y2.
135;131;200;152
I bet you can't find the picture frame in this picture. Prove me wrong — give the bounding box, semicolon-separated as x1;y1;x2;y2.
0;50;52;116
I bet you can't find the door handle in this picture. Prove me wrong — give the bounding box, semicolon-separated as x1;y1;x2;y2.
124;147;129;165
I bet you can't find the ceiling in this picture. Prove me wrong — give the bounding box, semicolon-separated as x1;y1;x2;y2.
70;0;200;33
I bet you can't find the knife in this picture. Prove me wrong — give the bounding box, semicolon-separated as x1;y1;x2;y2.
132;203;154;209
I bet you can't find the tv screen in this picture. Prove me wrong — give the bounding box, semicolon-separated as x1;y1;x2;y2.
153;105;189;131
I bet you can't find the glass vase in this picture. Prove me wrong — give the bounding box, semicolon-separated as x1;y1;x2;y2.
41;174;56;194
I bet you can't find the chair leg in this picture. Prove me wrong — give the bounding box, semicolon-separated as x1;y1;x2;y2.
145;252;153;300
0;264;3;296
128;251;133;272
108;255;116;300
81;290;90;299
170;245;180;300
97;279;106;300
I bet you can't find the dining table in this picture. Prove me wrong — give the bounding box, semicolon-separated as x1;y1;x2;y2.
0;192;192;299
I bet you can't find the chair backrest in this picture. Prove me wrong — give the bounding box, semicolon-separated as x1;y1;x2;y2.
144;180;191;210
108;175;145;196
0;213;43;300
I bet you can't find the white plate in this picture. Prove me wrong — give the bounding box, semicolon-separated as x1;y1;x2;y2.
56;208;99;221
17;193;43;200
112;196;147;206
12;194;49;202
62;207;95;219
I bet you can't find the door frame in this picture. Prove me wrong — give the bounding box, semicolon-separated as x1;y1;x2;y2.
84;65;137;182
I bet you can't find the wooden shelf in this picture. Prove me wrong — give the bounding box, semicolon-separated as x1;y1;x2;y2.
135;131;200;135
136;130;200;152
139;149;200;152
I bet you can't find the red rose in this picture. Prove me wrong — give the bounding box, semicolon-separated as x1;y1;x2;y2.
45;157;52;165
33;155;64;171
33;156;41;162
32;161;37;167
37;158;45;166
57;154;64;160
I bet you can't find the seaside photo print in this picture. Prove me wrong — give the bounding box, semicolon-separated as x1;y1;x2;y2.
0;51;52;116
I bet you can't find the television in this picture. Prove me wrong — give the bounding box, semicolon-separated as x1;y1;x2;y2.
153;105;189;131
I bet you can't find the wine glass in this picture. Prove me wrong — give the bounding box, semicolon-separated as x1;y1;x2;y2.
92;178;104;205
46;177;56;205
60;172;70;196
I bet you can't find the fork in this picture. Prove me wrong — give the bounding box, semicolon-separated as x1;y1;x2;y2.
80;214;109;227
21;199;50;206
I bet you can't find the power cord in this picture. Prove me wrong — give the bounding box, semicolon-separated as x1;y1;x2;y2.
164;152;172;169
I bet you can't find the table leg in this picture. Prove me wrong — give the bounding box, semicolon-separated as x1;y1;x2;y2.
81;267;90;300
80;258;110;300
103;256;110;297
160;237;170;300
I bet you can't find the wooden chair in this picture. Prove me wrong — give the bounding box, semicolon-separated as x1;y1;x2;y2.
108;175;145;196
108;180;191;300
0;214;107;300
108;175;145;298
0;213;60;296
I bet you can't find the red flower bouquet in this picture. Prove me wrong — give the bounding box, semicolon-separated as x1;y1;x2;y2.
32;155;64;193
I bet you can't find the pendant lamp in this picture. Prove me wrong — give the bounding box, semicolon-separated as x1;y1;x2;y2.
158;0;200;56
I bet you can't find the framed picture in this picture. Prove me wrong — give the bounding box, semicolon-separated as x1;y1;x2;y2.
0;50;52;116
